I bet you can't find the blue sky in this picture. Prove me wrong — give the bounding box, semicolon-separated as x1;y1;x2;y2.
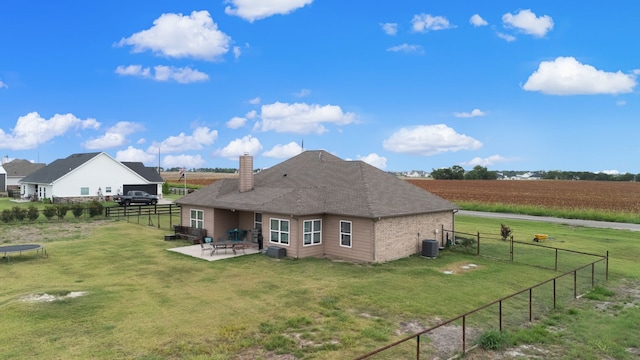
1;1;638;174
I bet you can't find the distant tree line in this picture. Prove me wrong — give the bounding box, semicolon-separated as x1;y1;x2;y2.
541;170;638;181
431;166;638;181
164;167;238;173
431;165;498;180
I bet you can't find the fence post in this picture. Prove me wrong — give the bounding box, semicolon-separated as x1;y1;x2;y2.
499;300;503;331
553;279;557;309
591;263;595;289
574;270;577;298
606;251;609;281
510;235;514;262
462;316;466;354
529;288;533;322
416;335;420;360
476;231;480;256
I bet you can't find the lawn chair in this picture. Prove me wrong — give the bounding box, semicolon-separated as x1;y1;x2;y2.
201;237;214;256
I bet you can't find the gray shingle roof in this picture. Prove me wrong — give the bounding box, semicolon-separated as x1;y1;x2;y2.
2;159;45;177
177;150;457;218
122;162;163;182
21;153;101;184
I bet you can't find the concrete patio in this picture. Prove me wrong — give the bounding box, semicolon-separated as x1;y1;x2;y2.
167;243;261;261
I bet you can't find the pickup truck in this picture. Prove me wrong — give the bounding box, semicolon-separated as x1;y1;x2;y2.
114;191;159;206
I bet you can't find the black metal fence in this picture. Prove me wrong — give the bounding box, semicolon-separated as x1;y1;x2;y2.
104;203;180;230
355;230;608;359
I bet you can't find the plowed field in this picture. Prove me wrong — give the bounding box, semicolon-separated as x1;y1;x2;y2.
406;179;640;213
162;172;640;213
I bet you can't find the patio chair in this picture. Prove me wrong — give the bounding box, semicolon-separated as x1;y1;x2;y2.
201;237;214;256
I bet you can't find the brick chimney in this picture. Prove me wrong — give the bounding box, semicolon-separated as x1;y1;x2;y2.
239;153;254;192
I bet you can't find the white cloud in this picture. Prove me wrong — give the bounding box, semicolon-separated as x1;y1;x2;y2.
600;169;620;175
147;126;218;153
496;32;517;42
116;65;209;84
225;0;313;22
257;102;356;134
263;142;303;158
233;46;241;60
83;121;145;149
412;14;455;32
226;116;247;129
386;43;424;54
162;154;206;169
249;97;261;105
470;14;488;27
357;153;387;170
383;124;482;156
0;112;100;150
245;110;257;119
380;22;398;35
502;9;553;38
117;10;231;61
115;146;158;164
523;57;637;95
454;108;486;118
154;66;209;83
214;135;262;159
294;89;311;97
461;154;507;167
616;100;626;106
0;79;7;89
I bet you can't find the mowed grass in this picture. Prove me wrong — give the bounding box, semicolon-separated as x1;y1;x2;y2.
1;215;638;359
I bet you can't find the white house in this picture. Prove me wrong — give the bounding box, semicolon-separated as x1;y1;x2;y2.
19;152;163;202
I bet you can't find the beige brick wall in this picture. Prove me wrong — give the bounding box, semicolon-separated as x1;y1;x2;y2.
373;211;453;262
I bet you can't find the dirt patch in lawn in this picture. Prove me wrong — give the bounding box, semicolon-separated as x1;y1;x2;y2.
440;261;481;275
0;221;110;245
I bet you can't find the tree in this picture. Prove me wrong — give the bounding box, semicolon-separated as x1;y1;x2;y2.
451;165;465;180
465;165;498;180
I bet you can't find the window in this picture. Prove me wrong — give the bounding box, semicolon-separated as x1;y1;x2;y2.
340;220;352;247
105;187;112;193
303;219;322;246
80;187;89;195
270;218;289;245
254;212;262;230
190;209;204;229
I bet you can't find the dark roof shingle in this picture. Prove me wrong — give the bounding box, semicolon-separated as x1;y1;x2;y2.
177;150;457;218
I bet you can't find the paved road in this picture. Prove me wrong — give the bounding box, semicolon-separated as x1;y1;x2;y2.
457;210;640;232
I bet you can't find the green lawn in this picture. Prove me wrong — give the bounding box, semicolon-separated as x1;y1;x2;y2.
0;213;638;359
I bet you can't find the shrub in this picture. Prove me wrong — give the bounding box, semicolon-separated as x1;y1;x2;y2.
42;206;56;220
71;204;85;218
26;205;40;221
55;205;69;220
12;206;27;221
500;223;512;241
162;182;169;196
1;209;14;223
42;197;52;204
88;200;104;217
476;329;511;350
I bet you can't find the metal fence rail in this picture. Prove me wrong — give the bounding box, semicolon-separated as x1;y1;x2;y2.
355;230;608;359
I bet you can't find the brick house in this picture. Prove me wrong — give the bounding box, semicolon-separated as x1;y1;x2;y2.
175;150;458;263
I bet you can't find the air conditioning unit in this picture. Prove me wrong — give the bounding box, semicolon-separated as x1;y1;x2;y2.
421;239;439;259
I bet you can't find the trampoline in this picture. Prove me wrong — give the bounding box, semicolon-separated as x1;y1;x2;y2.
0;244;47;263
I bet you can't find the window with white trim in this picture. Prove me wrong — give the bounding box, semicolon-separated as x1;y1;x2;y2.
190;209;204;229
340;220;352;247
80;187;89;195
303;219;322;246
270;218;289;245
